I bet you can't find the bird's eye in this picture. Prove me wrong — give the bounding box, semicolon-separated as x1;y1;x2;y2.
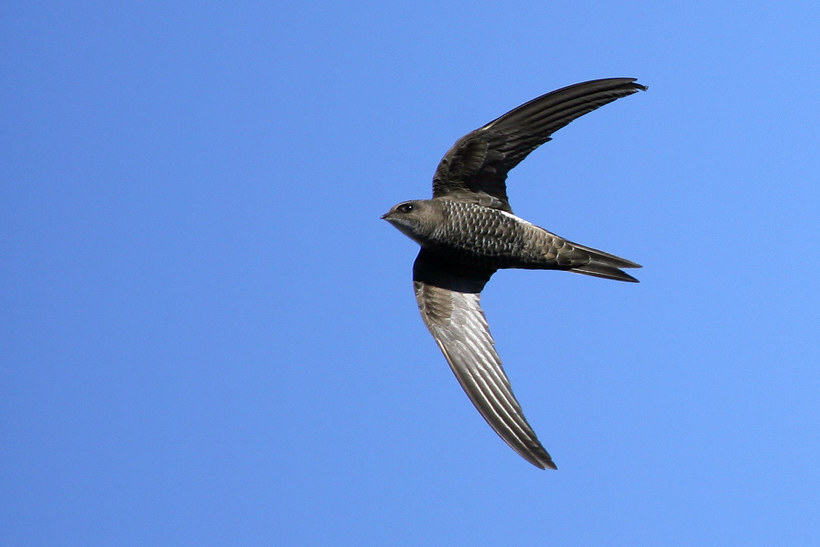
398;203;415;213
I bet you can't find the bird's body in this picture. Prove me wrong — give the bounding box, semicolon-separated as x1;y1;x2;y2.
383;78;645;469
389;198;639;278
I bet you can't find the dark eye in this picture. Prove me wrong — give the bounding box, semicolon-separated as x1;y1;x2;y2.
398;203;415;213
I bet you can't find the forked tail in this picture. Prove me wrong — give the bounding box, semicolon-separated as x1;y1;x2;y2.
567;242;641;282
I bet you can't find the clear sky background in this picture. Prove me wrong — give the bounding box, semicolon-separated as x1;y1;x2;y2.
3;2;819;545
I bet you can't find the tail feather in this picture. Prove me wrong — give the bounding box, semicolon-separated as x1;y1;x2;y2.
566;241;641;283
570;262;640;282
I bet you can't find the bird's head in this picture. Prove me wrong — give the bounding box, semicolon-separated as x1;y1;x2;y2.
381;200;441;244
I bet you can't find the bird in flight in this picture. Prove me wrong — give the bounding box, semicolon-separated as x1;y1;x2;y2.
382;78;645;469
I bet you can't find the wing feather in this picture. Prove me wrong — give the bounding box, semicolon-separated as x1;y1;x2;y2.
413;250;556;469
432;78;646;210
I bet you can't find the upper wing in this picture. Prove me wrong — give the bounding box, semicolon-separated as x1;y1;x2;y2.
413;249;556;469
432;78;646;211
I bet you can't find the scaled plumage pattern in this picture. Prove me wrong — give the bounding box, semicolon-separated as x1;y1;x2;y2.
383;78;645;469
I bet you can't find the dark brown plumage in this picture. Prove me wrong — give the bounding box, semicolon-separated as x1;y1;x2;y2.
383;78;645;469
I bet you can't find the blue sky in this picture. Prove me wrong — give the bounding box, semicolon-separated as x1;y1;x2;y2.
3;1;819;545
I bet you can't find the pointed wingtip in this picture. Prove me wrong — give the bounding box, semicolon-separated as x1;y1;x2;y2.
619;78;647;92
528;456;557;470
519;447;558;470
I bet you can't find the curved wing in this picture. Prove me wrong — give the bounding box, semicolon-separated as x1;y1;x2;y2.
432;78;646;211
413;250;556;469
